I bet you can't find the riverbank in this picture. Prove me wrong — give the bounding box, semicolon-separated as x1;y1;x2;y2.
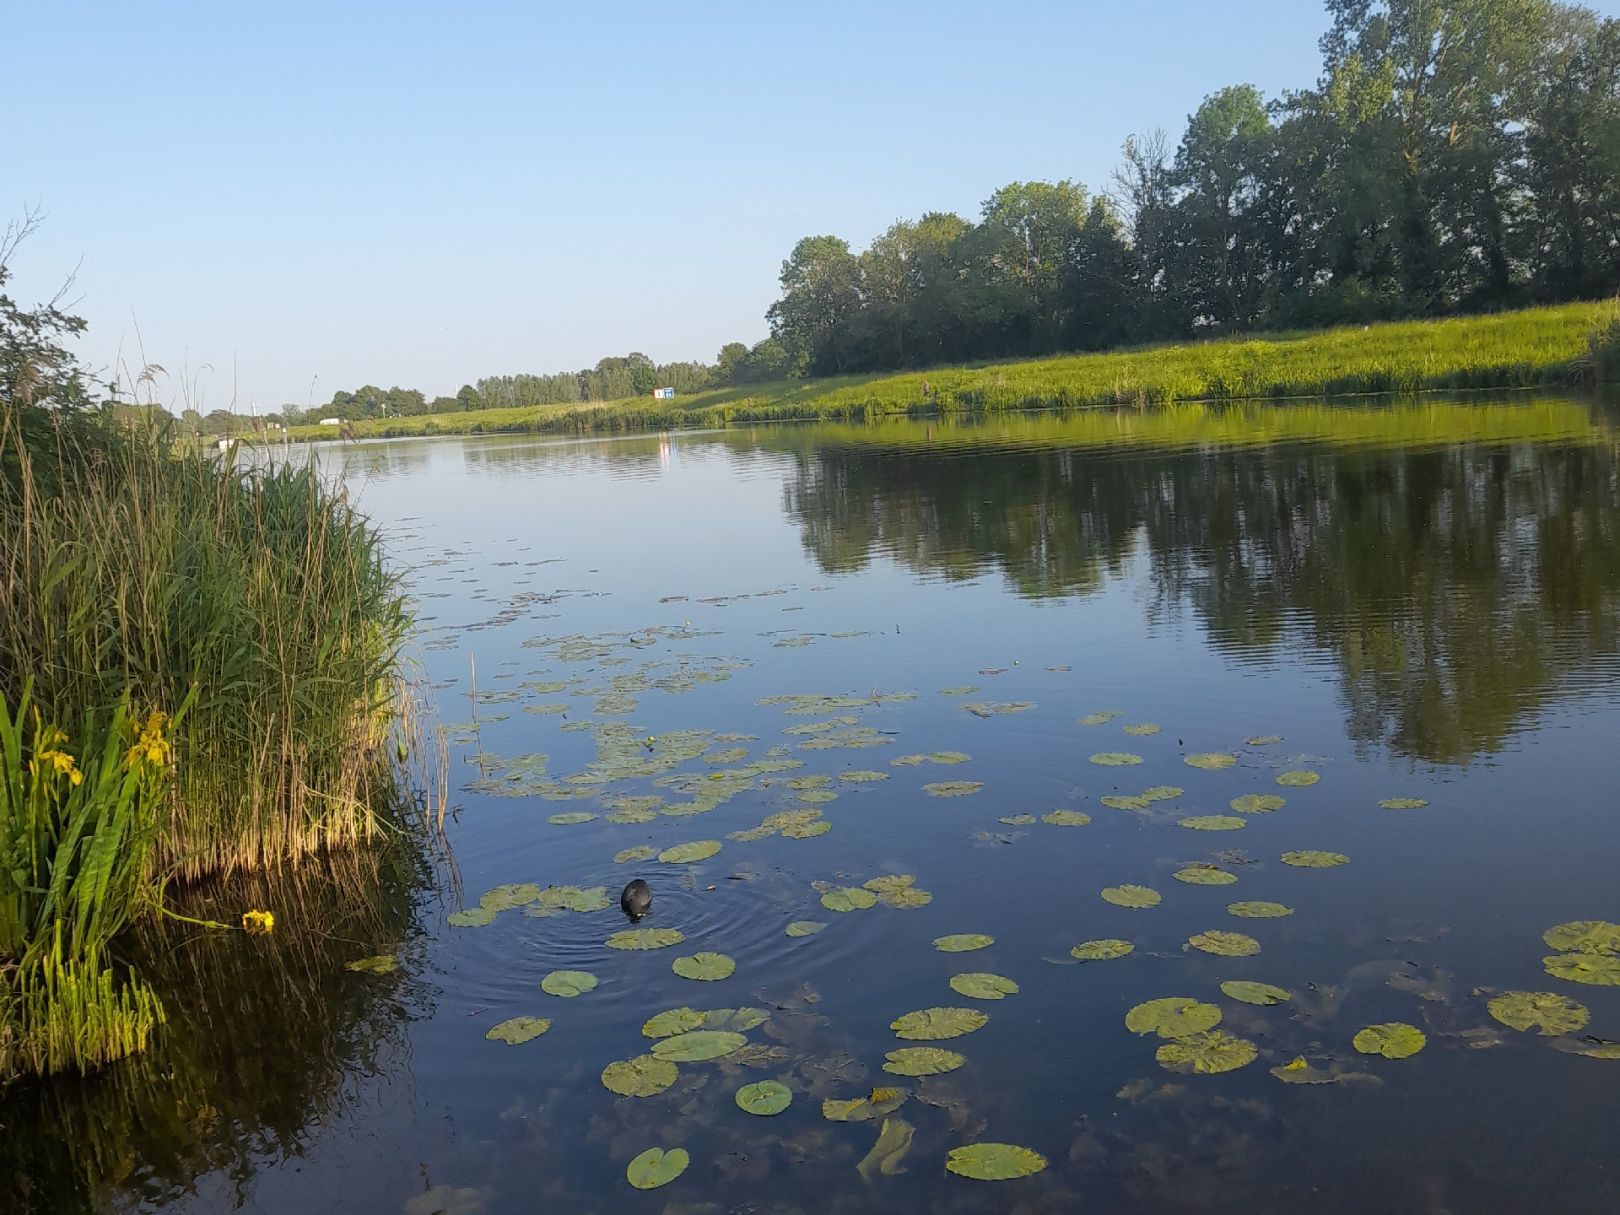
288;301;1616;442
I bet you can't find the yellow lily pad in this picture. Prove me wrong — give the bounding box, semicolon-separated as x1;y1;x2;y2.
672;952;735;981
1125;997;1222;1038
735;1080;792;1115
626;1146;688;1190
485;1016;550;1044
945;1143;1048;1180
891;1007;989;1040
1070;938;1134;961
602;1054;678;1096
1221;980;1291;1006
934;933;994;952
1189;930;1261;957
884;1047;965;1076
1487;991;1589;1035
1155;1030;1257;1074
949;973;1020;1000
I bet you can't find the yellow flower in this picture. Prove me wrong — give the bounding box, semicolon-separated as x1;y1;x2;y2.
31;748;83;787
241;909;275;935
126;710;174;770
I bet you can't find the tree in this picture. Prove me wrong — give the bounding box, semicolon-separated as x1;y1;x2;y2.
767;235;862;374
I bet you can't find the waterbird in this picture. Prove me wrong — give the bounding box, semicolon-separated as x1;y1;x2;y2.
620;879;652;919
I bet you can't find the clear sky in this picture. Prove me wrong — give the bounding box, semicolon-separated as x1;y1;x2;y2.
9;0;1616;411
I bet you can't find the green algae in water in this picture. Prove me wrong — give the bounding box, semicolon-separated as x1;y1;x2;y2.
786;920;827;937
949;972;1020;1000
1228;901;1294;919
1184;753;1236;770
485;1016;551;1044
1276;770;1321;787
606;927;686;950
1487;991;1589;1035
672;952;735;981
1101;884;1162;908
1353;1023;1426;1058
925;781;984;797
1125;997;1222;1038
1230;793;1286;814
1090;752;1144;767
1042;810;1092;826
1071;938;1134;961
934;933;994;952
626;1146;688;1190
1174;865;1238;885
1156;1030;1257;1074
945;1143;1048;1181
1179;815;1246;831
602;1055;679;1097
735;1079;793;1115
891;1007;989;1041
1282;850;1349;868
884;1046;965;1076
1189;930;1261;957
540;970;598;997
1221;980;1292;1006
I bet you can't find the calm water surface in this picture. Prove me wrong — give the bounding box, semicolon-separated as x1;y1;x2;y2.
14;397;1620;1214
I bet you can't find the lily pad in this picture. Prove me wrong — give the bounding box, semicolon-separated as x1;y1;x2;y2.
857;1117;916;1180
1353;1022;1426;1059
1126;997;1222;1039
1070;938;1134;961
1188;930;1261;957
884;1047;965;1076
891;1007;989;1041
548;811;597;825
344;954;398;974
782;818;831;839
1276;770;1320;787
1228;901;1294;919
626;1146;688;1190
485;1016;551;1044
1281;850;1349;868
1543;953;1620;986
786;920;827;937
1078;711;1125;726
702;1007;771;1032
1221;980;1291;1006
934;933;994;952
481;883;542;910
606;927;686;950
949;972;1020;1000
822;886;879;912
1090;753;1145;767
1123;723;1161;736
1042;810;1092;826
1230;794;1286;814
1543;921;1620;955
602;1054;678;1096
540;970;598;997
735;1079;793;1116
840;770;890;783
945;1143;1048;1181
1246;735;1282;746
642;1007;705;1038
999;813;1038;825
1156;1030;1258;1074
651;1030;748;1062
448;907;498;927
823;1087;909;1121
924;781;984;797
1184;753;1236;770
614;845;657;864
1143;785;1185;801
1174;865;1238;885
658;840;722;864
1487;991;1590;1036
672;952;735;981
1101;795;1151;811
1180;815;1246;832
1101;884;1161;909
1380;798;1428;810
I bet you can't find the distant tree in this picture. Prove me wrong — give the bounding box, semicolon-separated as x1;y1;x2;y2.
767;235;863;374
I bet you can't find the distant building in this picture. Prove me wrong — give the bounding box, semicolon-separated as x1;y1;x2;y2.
652;387;675;400
319;417;341;425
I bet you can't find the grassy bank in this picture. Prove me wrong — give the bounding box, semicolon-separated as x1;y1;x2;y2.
289;301;1617;442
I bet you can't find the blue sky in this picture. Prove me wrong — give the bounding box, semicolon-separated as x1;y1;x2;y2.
9;1;1616;411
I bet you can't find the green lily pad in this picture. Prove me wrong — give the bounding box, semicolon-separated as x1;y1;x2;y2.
651;1030;748;1062
1000;813;1038;825
883;1047;965;1076
863;874;916;893
822;1088;909;1121
840;770;890;783
891;755;926;767
1246;735;1282;746
1543;921;1620;955
1543;953;1620;986
672;952;735;982
540;970;598;997
1380;798;1428;810
626;1146;688;1190
891;1007;989;1041
1221;980;1291;1006
485;1016;551;1044
822;886;879;912
796;789;839;805
1155;1030;1257;1074
1184;753;1236;770
1070;938;1134;961
949;973;1020;1000
1042;810;1092;826
614;845;657;864
448;907;498;927
1179;815;1246;832
481;883;542;910
1188;930;1261;957
1101;795;1152;811
1276;770;1320;787
782;818;831;839
1142;786;1185;801
658;840;721;864
1281;850;1349;868
945;1143;1048;1181
1228;901;1294;919
735;1079;793;1115
924;781;983;797
642;1007;705;1038
548;811;597;825
562;886;610;912
344;954;398;974
602;1054;678;1096
1174;865;1237;886
1230;794;1286;814
786;920;827;937
1353;1022;1426;1059
1090;753;1144;767
1101;884;1161;909
1551;1038;1620;1060
1078;711;1125;726
606;927;686;950
1487;991;1590;1035
1123;723;1161;736
1126;997;1222;1039
701;1007;771;1032
934;934;993;952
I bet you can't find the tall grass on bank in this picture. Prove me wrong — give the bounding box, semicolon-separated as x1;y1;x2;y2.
288;300;1618;443
0;407;416;879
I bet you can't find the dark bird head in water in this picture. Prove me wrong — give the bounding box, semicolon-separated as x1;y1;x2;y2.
620;879;651;919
